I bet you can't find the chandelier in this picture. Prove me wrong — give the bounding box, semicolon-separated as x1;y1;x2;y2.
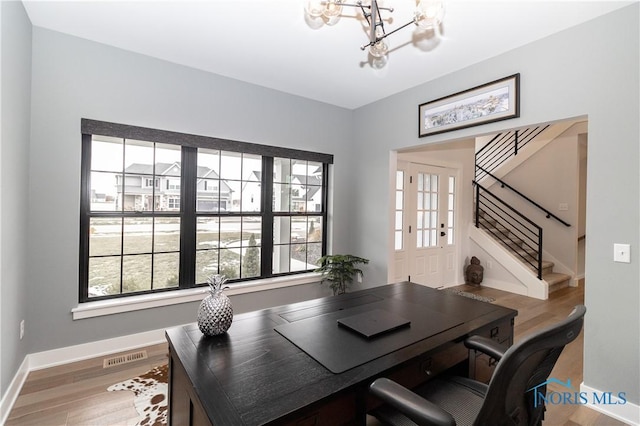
304;0;445;68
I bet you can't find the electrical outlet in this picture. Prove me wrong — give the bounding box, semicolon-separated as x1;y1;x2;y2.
20;320;25;340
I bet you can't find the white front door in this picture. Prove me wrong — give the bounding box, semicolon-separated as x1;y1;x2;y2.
407;163;458;288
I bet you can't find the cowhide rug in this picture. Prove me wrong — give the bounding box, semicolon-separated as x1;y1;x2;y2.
107;363;168;426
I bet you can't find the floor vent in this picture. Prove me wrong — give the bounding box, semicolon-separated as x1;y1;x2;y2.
103;350;148;368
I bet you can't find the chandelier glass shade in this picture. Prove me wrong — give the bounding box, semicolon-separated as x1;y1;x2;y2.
304;0;445;67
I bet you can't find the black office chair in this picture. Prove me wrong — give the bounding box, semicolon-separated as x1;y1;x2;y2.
369;305;586;426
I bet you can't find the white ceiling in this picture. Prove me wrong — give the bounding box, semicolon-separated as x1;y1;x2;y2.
22;0;632;109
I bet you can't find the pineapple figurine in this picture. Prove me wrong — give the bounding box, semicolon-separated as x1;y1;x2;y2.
197;274;233;336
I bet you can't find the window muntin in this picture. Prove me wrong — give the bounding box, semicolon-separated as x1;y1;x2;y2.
81;120;332;302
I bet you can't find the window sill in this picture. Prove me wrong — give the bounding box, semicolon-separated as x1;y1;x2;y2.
72;273;322;320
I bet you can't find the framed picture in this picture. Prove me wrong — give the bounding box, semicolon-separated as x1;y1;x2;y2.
419;73;520;138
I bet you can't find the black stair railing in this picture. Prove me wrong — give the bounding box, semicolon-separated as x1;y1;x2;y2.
475;182;543;279
476;165;571;227
475;125;550;181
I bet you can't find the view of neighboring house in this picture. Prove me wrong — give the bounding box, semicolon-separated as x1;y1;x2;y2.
111;162;233;212
108;162;323;214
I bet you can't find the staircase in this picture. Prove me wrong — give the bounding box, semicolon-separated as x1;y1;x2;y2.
472;125;573;298
477;210;571;294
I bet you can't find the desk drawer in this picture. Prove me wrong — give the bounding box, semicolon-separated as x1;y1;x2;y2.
367;342;468;411
284;393;357;426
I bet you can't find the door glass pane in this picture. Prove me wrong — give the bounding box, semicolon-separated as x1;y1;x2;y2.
416;172;439;248
396;171;403;190
395;211;403;229
448;176;456;246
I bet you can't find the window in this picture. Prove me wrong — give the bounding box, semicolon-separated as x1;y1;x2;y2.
394;170;404;251
447;176;456;245
272;157;324;273
80;119;333;302
144;178;159;188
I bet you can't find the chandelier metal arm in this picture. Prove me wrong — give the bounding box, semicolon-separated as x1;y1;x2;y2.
337;2;394;13
306;0;445;67
360;16;418;50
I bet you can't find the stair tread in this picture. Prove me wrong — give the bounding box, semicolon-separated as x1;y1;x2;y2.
543;272;571;285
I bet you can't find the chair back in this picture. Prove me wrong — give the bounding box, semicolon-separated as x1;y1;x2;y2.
474;305;586;425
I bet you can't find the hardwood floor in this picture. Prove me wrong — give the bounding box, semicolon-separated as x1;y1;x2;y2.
6;282;627;425
5;343;168;425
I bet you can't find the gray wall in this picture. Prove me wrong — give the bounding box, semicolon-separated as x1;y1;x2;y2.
3;1;638;411
26;28;354;354
351;4;639;404
1;0;32;396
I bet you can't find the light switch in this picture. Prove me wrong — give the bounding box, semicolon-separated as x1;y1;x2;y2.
558;203;569;211
614;244;631;263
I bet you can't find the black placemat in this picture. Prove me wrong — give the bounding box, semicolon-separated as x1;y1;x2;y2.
274;299;464;373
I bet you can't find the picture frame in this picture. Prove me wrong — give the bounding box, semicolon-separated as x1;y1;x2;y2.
419;73;520;138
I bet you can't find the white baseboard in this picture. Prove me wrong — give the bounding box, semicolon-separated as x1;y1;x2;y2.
0;356;30;426
0;325;176;424
581;382;640;425
28;327;170;371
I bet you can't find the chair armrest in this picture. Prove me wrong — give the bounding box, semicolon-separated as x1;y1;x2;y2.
369;378;456;426
464;335;507;361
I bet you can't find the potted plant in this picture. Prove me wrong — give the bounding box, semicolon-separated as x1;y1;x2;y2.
315;254;369;295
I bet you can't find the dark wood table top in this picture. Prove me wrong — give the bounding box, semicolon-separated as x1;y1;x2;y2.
165;282;517;425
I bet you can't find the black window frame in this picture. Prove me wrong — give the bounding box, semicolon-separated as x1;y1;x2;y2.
79;119;333;303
